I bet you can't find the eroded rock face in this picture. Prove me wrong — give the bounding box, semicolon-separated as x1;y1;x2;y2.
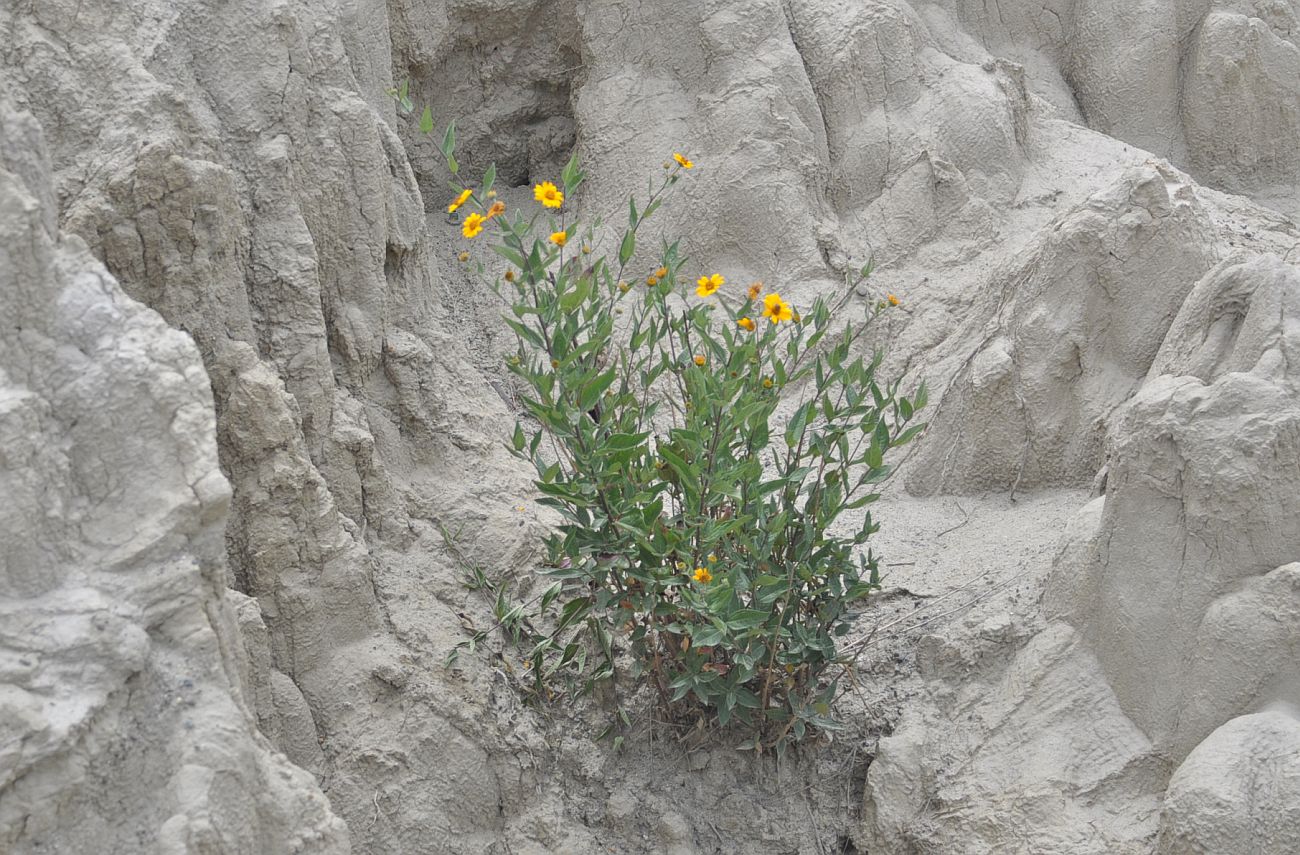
1;0;1298;852
906;165;1218;495
862;244;1300;851
1157;708;1300;855
2;0;544;852
0;104;348;855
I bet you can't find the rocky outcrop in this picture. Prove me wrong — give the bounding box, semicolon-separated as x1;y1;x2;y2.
906;165;1219;495
861;241;1300;851
0;103;348;855
1157;708;1300;855
1;0;544;851
1;0;1298;852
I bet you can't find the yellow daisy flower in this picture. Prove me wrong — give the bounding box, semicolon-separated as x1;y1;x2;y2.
674;152;694;169
747;282;763;300
761;293;793;324
737;317;755;332
462;212;486;239
888;294;901;306
448;188;473;213
533;181;564;208
696;273;724;297
486;200;506;219
693;566;712;583
693;354;706;366
550;230;568;247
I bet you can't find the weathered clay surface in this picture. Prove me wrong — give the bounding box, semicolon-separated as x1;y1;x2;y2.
0;103;348;854
1;0;1298;852
1157;707;1300;855
862;237;1300;850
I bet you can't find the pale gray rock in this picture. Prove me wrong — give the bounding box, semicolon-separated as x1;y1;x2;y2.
864;242;1300;850
2;0;1299;852
1157;708;1300;855
0;103;348;854
907;164;1219;494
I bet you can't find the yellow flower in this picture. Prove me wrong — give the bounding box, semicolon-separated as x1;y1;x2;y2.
582;244;592;254
696;273;724;297
550;230;568;247
457;251;470;262
504;270;516;282
693;566;713;583
533;181;564;208
654;266;668;279
486;199;506;219
888;293;901;306
674;152;694;169
693;354;706;366
618;281;630;293
762;377;774;389
761;293;793;324
707;553;717;562
448;188;473;213
462;212;486;239
737;317;755;332
747;282;763;300
646;275;659;287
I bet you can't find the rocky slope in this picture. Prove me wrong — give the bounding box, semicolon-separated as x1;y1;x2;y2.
1;0;1297;853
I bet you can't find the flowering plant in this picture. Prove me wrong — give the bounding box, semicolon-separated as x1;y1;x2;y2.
399;93;924;751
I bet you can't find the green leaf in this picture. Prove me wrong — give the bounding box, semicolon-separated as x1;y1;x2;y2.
419;105;433;135
691;625;725;647
561;152;584;194
618;230;636;266
490;243;527;268
605;431;649;451
503;317;545;349
482;162;497;195
540;581;563;612
785;402;810;448
556;597;592;632
440;121;457;158
727;609;769;630
894;423;925;446
579;369;617;413
629;198;638;228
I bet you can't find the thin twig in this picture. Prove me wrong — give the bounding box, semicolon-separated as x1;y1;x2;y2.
803;790;826;855
935;501;970;539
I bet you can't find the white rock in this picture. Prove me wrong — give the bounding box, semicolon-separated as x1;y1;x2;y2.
1157;708;1300;855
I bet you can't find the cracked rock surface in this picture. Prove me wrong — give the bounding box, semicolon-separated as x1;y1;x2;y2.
1;0;1298;853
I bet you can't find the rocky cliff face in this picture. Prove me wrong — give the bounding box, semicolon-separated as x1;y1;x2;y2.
0;102;349;854
1;0;1297;853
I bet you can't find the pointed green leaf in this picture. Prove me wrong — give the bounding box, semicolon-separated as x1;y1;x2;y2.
619;230;636;266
